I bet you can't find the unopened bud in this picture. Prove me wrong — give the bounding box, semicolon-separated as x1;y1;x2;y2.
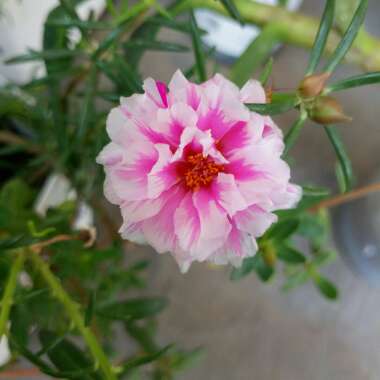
298;72;331;98
309;96;352;124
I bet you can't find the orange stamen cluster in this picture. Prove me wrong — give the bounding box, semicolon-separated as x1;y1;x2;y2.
184;153;224;191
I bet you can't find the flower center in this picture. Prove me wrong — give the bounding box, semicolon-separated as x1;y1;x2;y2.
184;153;224;191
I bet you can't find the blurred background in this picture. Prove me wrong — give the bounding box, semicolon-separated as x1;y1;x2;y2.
1;0;380;379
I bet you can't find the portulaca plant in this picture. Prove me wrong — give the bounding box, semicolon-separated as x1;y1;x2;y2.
1;0;380;378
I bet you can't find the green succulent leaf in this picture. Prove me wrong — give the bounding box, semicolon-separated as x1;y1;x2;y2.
85;290;96;327
324;0;369;73
302;185;331;197
122;344;173;372
282;270;309;291
306;0;335;75
254;254;275;282
189;10;206;82
123;39;190;52
246;95;297;115
266;219;300;241
39;330;101;379
218;0;244;25
230;256;258;281
45;19;112;29
277;245;306;264
5;49;83;64
230;24;279;87
313;274;339;300
283;111;308;157
146;15;195;34
97;297;167;321
259;57;274;86
326;71;380;92
324;126;354;192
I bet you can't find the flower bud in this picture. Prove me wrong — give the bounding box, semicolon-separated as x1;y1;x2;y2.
298;72;331;98
309;96;352;124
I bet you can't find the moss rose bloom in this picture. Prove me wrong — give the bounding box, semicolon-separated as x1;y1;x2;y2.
97;70;301;272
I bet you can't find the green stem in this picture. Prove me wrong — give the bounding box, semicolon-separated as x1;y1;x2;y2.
0;252;25;337
283;111;307;158
30;254;117;380
173;0;380;72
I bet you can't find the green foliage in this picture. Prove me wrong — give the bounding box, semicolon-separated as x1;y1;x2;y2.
246;94;298;115
39;330;102;380
218;0;244;25
324;126;354;192
326;72;380;92
189;10;206;82
259;58;274;86
324;0;368;73
123;39;190;52
305;0;335;75
230;24;279;87
283;111;308;157
97;297;167;321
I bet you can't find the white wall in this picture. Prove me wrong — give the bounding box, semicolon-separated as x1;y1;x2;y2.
0;0;105;85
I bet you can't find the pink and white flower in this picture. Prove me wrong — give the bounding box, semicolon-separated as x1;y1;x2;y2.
97;70;302;272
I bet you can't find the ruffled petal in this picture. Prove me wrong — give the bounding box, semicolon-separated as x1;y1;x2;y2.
234;205;277;237
120;197;166;224
148;144;179;199
107;141;158;201
143;77;168;108
192;188;232;260
96;142;124;166
209;222;258;266
212;173;247;216
173;192;201;254
155;102;198;147
141;186;185;253
217;113;264;158
119;221;146;244
168;69;202;110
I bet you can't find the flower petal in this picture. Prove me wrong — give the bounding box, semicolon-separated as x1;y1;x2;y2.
240;79;266;104
119;221;146;244
168;69;202;110
234;205;277;237
209;222;258;266
96;142;124;166
143;77;168;108
174;192;201;254
192;188;232;260
120;197;166;224
107;141;158;201
155;102;198;146
217;113;264;158
148;144;179;198
142;186;185;253
212;173;247;216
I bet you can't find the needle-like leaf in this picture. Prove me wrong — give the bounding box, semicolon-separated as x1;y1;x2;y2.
306;0;335;75
324;125;354;192
324;0;368;73
326;71;380;92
